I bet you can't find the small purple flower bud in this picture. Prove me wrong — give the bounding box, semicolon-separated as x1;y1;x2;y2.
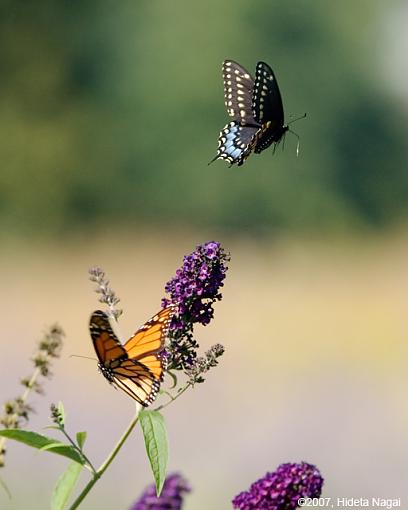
130;473;191;510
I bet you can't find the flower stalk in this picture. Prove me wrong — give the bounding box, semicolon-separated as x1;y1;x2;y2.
0;324;64;468
68;405;141;510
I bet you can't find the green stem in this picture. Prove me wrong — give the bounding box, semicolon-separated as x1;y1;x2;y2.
58;427;97;475
154;382;191;412
68;407;140;510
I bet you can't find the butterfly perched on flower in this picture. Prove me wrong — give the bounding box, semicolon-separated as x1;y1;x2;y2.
210;60;303;167
89;306;174;406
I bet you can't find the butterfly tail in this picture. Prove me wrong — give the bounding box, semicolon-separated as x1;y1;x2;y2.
208;154;219;166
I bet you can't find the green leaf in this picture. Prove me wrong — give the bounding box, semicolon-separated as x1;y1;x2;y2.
139;410;168;496
57;402;66;426
39;442;67;452
0;430;85;465
51;461;83;510
76;431;87;450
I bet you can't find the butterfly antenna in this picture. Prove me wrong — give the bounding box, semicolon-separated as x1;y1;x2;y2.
70;354;97;361
287;113;307;126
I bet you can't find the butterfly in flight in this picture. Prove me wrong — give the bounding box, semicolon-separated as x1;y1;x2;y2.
210;60;305;167
89;306;174;406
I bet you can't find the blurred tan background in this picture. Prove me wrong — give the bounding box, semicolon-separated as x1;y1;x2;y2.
1;0;408;508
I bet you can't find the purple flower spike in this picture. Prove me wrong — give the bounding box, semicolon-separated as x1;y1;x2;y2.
232;462;324;510
162;241;229;372
163;241;229;328
130;473;191;510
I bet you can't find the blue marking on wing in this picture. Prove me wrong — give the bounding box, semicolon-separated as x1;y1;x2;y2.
210;121;259;166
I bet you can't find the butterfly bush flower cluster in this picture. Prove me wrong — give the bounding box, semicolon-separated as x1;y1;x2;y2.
162;241;229;381
185;343;225;384
89;266;123;321
130;473;191;510
0;324;64;468
232;462;324;510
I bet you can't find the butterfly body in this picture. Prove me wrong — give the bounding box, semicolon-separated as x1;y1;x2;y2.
89;307;173;406
211;60;289;167
99;361;118;383
253;122;289;154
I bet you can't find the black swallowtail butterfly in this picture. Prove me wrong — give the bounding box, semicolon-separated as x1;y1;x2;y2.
210;60;304;167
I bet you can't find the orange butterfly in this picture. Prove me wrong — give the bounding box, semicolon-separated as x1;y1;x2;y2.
89;307;173;406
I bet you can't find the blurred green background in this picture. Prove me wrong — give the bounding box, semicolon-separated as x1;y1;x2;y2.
1;0;408;509
2;0;408;236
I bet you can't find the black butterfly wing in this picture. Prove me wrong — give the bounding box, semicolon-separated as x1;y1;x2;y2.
211;121;259;167
214;60;258;166
252;62;288;154
252;61;285;126
222;60;257;126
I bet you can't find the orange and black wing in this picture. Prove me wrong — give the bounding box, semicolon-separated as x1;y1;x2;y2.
112;306;173;406
89;310;127;364
109;358;161;406
89;307;173;407
123;306;173;380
